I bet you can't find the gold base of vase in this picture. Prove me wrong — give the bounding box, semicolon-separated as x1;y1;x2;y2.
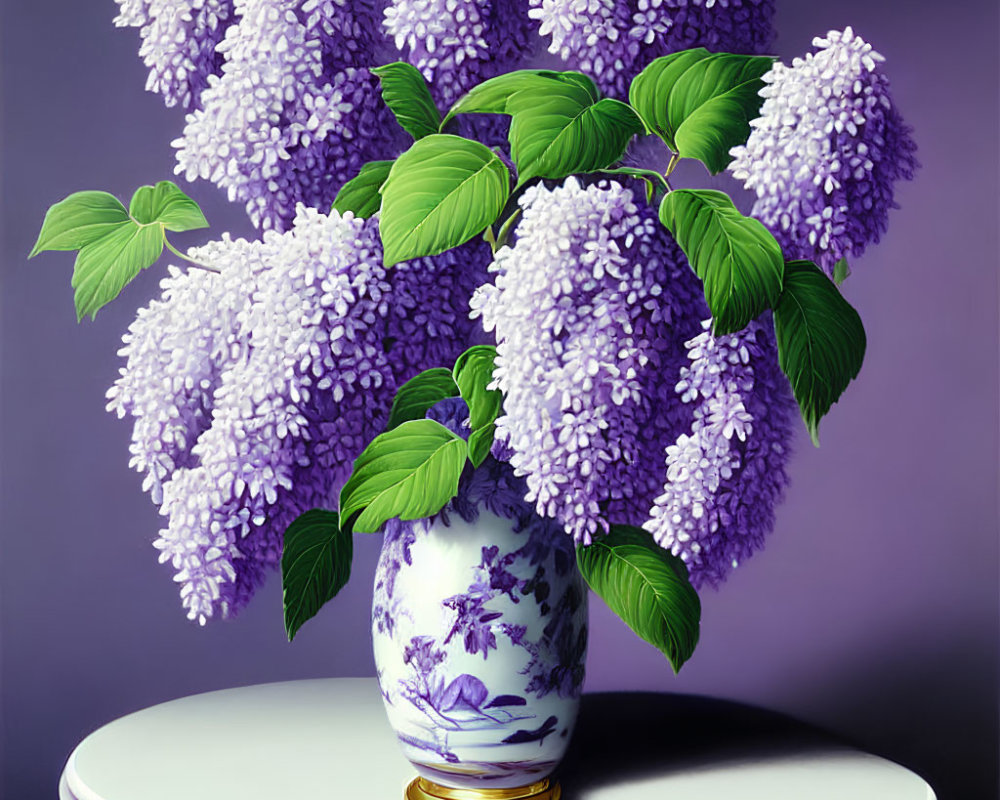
405;776;561;800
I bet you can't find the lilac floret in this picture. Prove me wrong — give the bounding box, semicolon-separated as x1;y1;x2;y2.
729;27;918;273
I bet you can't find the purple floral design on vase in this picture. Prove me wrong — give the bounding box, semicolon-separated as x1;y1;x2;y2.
372;427;587;790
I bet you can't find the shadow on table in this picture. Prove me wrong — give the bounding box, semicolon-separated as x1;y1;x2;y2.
556;692;845;796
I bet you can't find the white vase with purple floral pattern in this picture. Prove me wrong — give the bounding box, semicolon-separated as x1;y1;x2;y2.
372;507;587;792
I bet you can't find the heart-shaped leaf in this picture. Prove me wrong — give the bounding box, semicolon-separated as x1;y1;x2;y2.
659;189;784;334
379;134;509;266
387;368;460;430
453;345;503;467
629;49;775;174
339;419;468;533
332;160;394;219
71;223;165;321
129;180;209;231
576;525;700;673
29;191;130;256
372;62;441;141
508;90;643;186
281;509;352;641
773;260;866;445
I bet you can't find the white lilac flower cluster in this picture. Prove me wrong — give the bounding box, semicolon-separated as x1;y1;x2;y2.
530;0;775;96
173;0;397;230
472;178;703;545
473;178;794;584
729;27;918;273
114;0;235;109
109;207;396;622
644;318;794;586
105;254;248;508
108;206;487;622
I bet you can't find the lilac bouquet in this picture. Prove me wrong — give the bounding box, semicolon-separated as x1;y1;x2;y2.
31;2;915;670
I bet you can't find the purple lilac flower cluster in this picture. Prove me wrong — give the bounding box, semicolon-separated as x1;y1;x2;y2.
384;0;534;109
472;178;793;584
107;209;487;623
385;241;494;378
383;0;536;145
530;0;775;96
114;0;235;109
729;27;918;273
148;1;778;230
173;0;397;230
472;178;702;545
641;0;774;59
643;318;795;587
109;7;916;615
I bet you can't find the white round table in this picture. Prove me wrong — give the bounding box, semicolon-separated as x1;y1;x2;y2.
59;678;936;799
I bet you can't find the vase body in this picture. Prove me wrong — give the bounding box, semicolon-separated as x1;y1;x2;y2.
372;509;588;791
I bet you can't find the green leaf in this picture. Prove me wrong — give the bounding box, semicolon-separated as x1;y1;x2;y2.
71;223;165;321
387;368;460;430
576;525;700;673
833;256;850;286
339;419;468;533
29;191;130;257
332;161;394;218
659;189;784;334
372;62;442;141
441;70;598;128
32;182;209;321
629;49;775;174
453;345;503;467
128;180;208;231
441;69;634;184
379;134;510;266
773;260;866;446
508;90;643;186
281;509;352;641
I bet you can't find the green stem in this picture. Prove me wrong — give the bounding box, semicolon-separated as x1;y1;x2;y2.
665;152;680;179
599;168;669;193
164;236;219;273
495;208;522;250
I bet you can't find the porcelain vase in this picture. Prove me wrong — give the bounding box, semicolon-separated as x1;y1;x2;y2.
372;509;588;799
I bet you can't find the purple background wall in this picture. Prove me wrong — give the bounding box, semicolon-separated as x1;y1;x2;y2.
2;1;997;798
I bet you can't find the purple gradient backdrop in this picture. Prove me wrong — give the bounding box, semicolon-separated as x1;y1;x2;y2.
1;1;997;798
